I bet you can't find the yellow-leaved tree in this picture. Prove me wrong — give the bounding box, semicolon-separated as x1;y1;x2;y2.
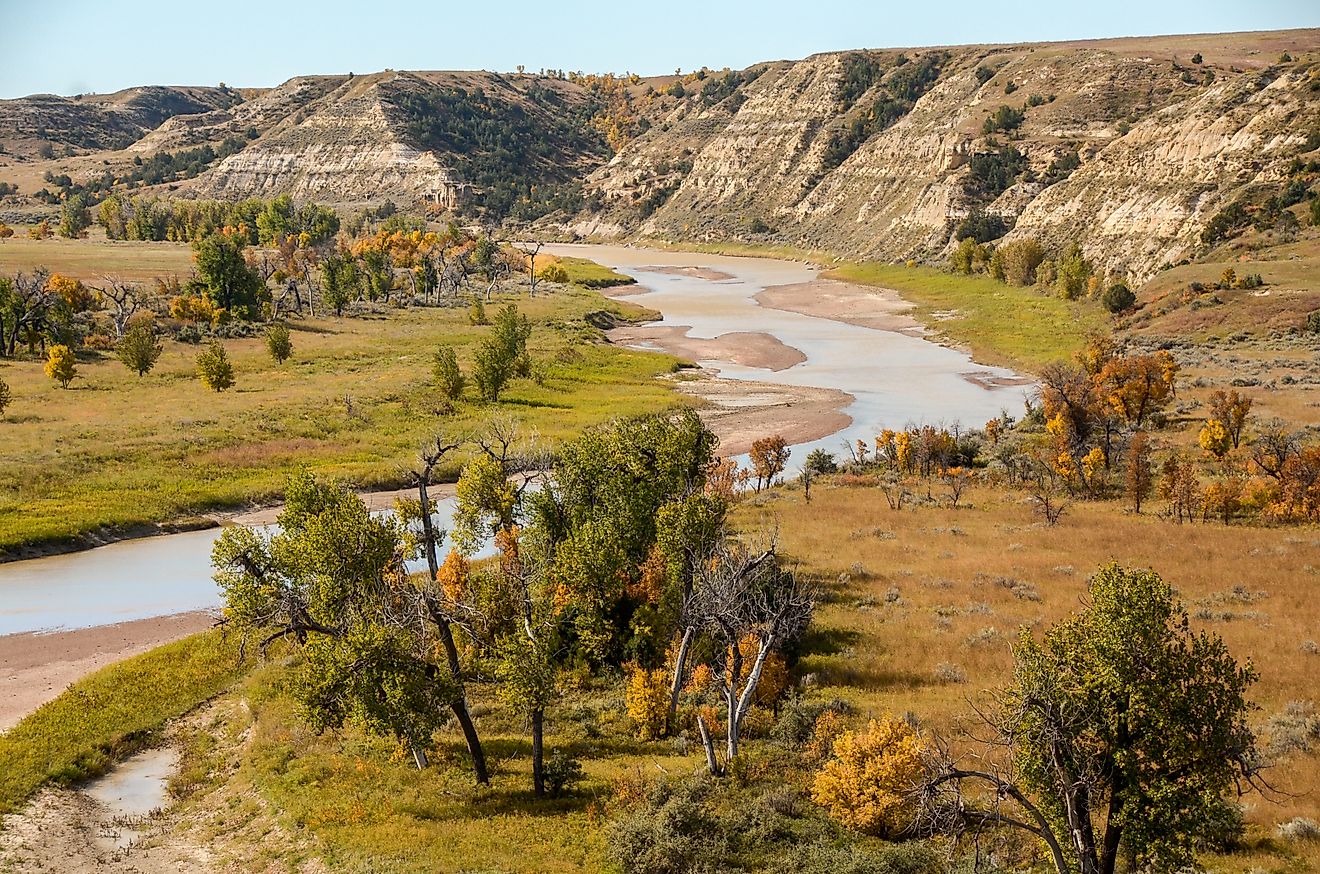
811;715;926;836
44;344;78;388
624;664;670;740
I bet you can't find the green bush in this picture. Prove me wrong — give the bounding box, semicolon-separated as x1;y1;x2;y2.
265;323;293;364
432;345;466;400
543;749;585;797
1102;283;1136;313
196;340;235;391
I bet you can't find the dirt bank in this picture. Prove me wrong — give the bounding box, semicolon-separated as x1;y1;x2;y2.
754;278;926;335
0;612;215;732
668;370;853;457
607;325;807;371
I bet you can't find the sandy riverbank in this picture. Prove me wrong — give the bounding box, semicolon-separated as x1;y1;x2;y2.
0;611;216;732
668;371;853;457
607;325;807;372
754;278;927;335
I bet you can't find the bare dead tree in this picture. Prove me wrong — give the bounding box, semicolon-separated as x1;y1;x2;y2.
98;275;144;338
687;533;816;773
517;241;544;297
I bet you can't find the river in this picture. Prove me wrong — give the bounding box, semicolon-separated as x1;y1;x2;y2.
0;245;1032;635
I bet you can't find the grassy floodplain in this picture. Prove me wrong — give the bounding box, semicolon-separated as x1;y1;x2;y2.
0;629;242;814
824;262;1108;371
0;239;688;556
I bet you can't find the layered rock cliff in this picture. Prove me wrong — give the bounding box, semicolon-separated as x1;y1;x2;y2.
572;30;1320;282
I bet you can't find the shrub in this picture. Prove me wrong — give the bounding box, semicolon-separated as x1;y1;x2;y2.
432;345;466;400
982;104;1025;134
540;263;569;284
0;377;10;418
542;749;584;797
954;210;1008;243
607;779;725;874
44;344;77;388
811;715;925;836
196;340;235;392
116;323;162;376
468;296;487;325
974;65;994;84
1306;310;1320;334
265;323;292;364
1102;282;1136;313
767;841;941;874
1191;53;1203;64
770;697;853;748
804;448;837;475
1276;817;1320;842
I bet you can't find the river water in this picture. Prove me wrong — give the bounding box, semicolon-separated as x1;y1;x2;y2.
548;245;1032;464
0;246;1031;635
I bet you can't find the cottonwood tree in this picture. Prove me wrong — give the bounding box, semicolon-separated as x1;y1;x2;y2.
687;535;815;773
1;270;53;357
749;435;789;491
1209;389;1252;449
524;410;721;717
400;434;490;784
472;304;531;402
191;233;265;319
265;323;293;364
919;563;1261;874
213;472;451;771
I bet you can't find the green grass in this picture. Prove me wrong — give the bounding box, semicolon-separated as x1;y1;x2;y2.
825;262;1108;372
552;256;637;288
0;629;244;814
221;664;697;873
0;278;691;556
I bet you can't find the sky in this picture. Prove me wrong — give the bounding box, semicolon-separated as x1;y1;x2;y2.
1;0;1317;98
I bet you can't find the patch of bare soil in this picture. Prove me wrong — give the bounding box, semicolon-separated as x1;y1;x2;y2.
0;701;327;873
753;279;926;335
669;370;853;457
608;325;807;371
0;612;216;732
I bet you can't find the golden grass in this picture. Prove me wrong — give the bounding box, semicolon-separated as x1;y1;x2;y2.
0;235;196;283
732;479;1320;871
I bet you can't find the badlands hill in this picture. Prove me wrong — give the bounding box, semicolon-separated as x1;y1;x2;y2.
1;29;1318;280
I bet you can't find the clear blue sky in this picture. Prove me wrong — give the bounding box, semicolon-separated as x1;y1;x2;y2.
2;0;1317;98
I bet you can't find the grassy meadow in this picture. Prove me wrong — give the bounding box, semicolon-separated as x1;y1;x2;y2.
0;239;690;556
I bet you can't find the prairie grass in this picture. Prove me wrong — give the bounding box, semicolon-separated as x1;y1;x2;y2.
0;629;243;814
0;235;196;283
0;259;688;555
732;479;1320;871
